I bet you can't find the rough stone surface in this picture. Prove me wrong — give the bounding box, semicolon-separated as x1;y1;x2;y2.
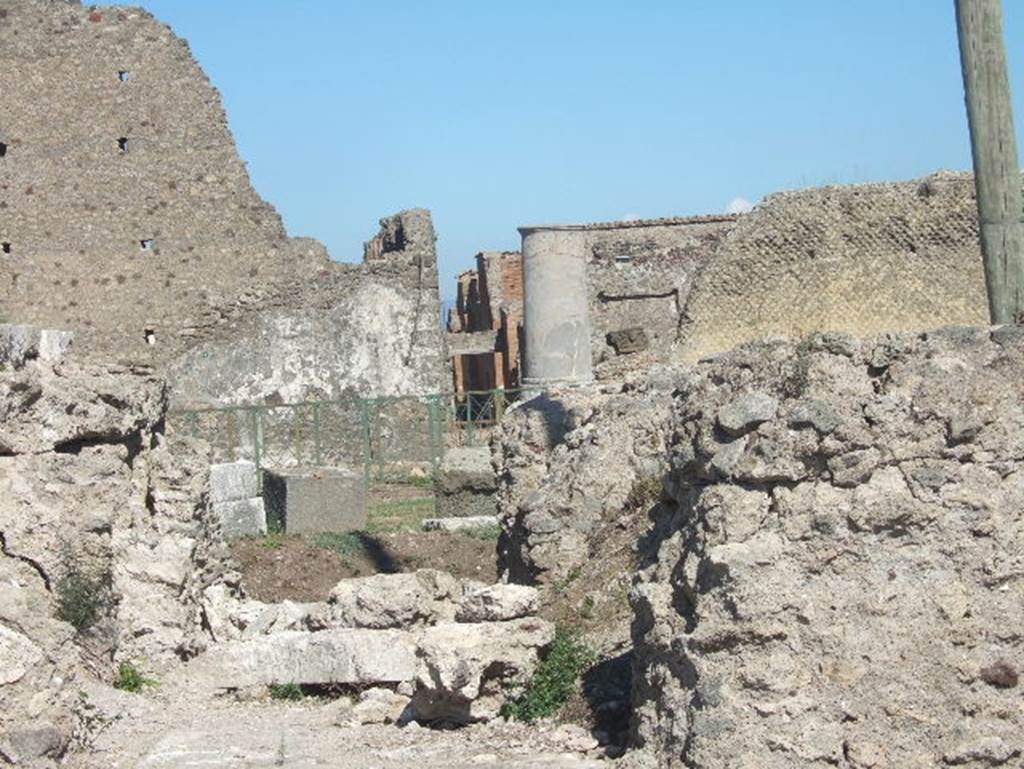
338;687;413;726
495;385;673;584
0;334;236;767
435;447;499;519
70;690;604;769
326;570;462;629
192;629;419;688
631;327;1024;768
263;466;367;534
456;584;540;623
0;324;73;366
422;515;498;532
209;461;258;504
411;619;556;723
212;498;267;539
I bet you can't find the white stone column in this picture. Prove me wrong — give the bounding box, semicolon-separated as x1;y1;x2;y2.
518;225;593;387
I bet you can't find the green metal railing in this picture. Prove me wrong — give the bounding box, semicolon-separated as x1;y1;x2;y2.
168;388;522;484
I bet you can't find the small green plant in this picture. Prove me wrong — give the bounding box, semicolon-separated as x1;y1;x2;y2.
55;553;112;633
314;531;367;556
268;683;306;701
113;661;156;693
259;532;286;549
502;629;596;723
459;523;502;541
578;595;596;620
625;475;663;511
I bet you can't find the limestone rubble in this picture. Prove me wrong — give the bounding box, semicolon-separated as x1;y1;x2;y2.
497;325;1024;767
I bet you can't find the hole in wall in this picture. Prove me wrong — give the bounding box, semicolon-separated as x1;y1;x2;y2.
139;239;154;251
143;328;156;346
118;70;130;82
117;137;129;153
614;254;634;264
1;242;10;254
0;142;7;157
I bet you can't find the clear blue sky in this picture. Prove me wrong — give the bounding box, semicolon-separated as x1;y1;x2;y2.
118;1;1023;302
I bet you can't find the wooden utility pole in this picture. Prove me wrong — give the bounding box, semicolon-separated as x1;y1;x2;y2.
955;0;1024;323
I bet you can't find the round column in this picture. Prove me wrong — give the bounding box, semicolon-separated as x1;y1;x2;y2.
519;225;594;387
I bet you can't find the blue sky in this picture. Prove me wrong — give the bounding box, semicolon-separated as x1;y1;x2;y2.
119;1;1023;301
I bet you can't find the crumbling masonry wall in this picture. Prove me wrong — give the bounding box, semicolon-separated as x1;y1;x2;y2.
677;172;994;361
0;1;445;406
581;215;737;377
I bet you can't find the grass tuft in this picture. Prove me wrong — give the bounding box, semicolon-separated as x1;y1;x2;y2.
113;661;157;693
502;629;596;723
313;531;367;556
55;554;112;633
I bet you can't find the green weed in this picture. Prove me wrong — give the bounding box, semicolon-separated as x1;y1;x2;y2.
113;661;156;693
314;531;366;556
268;683;306;701
55;555;112;633
502;629;596;723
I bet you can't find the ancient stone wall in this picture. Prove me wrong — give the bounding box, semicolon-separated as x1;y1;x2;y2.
677;172;994;361
0;1;445;406
631;327;1024;767
0;329;235;764
168;209;448;406
580;215;737;378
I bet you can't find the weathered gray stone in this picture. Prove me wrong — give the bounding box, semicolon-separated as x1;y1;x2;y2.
422;516;498;532
338;687;412;726
630;329;1024;768
434;447;498;519
411;619;555;723
456;584;540;623
192;629;418;688
213;498;267;539
0;324;73;368
606;327;649;355
209;461;259;504
716;391;778;436
787;399;840;434
0;627;43;685
327;570;462;629
262;466;366;534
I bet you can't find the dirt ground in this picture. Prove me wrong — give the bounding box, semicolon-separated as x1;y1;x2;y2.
229;482;499;603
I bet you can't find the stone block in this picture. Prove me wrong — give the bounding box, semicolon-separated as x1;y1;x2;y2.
0;324;73;367
606;327;649;355
209;461;259;503
434;447;498;518
422;515;497;532
213;498;267;539
193;628;417;688
262;466;366;534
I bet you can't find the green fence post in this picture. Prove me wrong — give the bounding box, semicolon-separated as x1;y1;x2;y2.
249;408;262;475
428;395;441;477
313;402;323;466
360;399;372;486
496;388;506;423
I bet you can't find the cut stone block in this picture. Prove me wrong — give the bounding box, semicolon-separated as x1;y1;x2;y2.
434;447;498;519
209;460;259;503
192;628;416;688
422;515;497;532
213;498;267;539
0;324;73;367
262;466;366;534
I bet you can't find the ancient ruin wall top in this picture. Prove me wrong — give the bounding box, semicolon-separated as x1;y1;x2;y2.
0;0;430;369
